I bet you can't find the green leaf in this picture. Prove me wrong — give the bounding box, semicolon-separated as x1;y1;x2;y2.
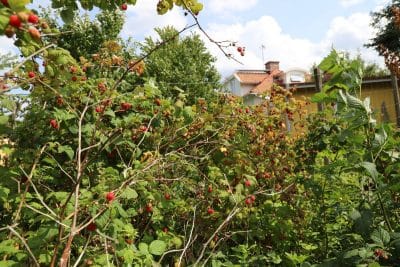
311;92;328;103
0;240;19;254
371;228;390;246
149;240;167;256
120;187;138;200
0;261;18;267
0;185;10;202
0;13;9;33
361;162;378;180
368;261;381;267
8;0;30;11
138;242;149;254
58;145;74;160
60;8;75;24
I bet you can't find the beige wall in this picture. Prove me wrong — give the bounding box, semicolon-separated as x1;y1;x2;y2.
292;81;397;124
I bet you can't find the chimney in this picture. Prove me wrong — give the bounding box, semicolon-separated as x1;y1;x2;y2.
265;61;280;73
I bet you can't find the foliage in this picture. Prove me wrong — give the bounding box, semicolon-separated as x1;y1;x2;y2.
0;36;308;266
299;50;400;266
368;0;400;54
0;52;18;71
0;0;399;266
141;26;221;104
42;9;125;60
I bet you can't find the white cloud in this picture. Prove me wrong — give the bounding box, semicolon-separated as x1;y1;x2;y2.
0;37;16;55
205;0;258;14
324;13;382;64
202;11;385;78
121;0;188;40
203;16;327;77
339;0;366;8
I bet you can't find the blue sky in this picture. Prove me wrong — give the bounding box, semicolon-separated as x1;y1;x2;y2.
0;0;391;77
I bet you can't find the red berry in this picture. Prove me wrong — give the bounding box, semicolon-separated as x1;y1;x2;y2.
106;191;115;202
244;180;251;187
97;82;106;93
95;106;104;113
139;125;147;132
71;76;78;82
121;102;132;111
28;26;41;39
207;185;213;193
28;71;35;78
121;3;128;10
154;98;162;106
145;203;153;213
69;66;77;73
164;193;171;200
9;15;22;28
207;208;214;214
1;0;9;7
237;47;243;53
28;14;39;24
50;119;59;129
56;96;64;106
86;222;97;232
245;198;252;205
250;195;256;202
162;227;168;233
4;26;15;38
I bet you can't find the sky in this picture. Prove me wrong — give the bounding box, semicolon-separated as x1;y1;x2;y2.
0;0;392;78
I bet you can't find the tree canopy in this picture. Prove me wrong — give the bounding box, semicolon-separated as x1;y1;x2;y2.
141;26;221;104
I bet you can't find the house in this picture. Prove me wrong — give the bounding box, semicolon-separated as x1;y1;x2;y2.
224;61;399;126
223;61;311;105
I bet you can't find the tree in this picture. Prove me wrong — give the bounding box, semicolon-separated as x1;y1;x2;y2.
141;26;221;104
368;0;400;75
43;10;125;60
0;52;17;71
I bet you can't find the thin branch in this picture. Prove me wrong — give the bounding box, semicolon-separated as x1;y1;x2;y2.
181;1;243;65
194;207;241;265
72;235;91;267
7;225;40;267
111;23;197;92
179;206;197;266
19;165;58;218
59;103;89;267
25;204;70;228
44;151;75;183
10;44;55;75
13;145;47;223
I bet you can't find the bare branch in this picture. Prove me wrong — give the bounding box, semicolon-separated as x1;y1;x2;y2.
7;225;40;267
179;206;197;266
72;235;91;267
194;207;241;265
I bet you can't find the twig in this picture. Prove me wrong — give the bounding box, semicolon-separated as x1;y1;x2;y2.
111;23;197;92
194;207;241;265
7;225;40;267
179;206;197;266
72;235;91;267
19;165;58;218
25;204;70;228
9;44;55;75
44;151;75;183
59;104;89;267
181;1;243;65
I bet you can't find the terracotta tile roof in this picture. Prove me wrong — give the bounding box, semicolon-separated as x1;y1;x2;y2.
235;69;284;94
251;76;273;94
236;71;268;84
